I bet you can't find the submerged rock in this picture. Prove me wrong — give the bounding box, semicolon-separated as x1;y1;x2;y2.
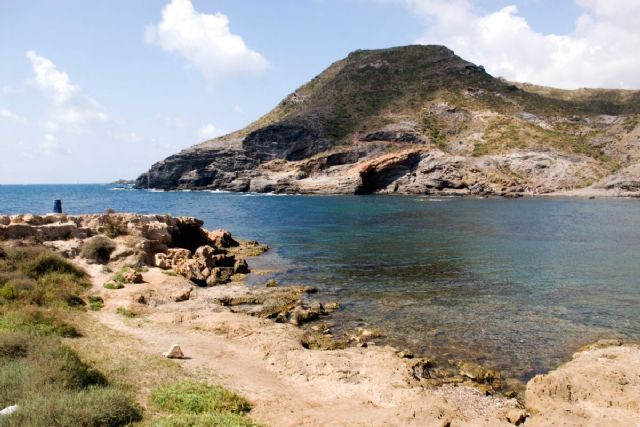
301;330;349;350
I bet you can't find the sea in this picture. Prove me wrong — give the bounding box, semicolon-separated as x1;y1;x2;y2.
1;184;639;383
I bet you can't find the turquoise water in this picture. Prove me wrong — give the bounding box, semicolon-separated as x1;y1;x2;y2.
2;184;640;382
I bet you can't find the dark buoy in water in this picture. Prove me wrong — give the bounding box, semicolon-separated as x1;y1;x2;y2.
53;200;62;214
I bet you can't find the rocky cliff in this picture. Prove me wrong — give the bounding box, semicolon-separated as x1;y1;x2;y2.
136;45;640;196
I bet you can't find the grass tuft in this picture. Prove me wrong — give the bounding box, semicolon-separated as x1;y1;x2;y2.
80;236;116;264
151;381;257;426
0;332;141;427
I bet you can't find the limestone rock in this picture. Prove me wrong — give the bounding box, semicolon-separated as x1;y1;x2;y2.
174;258;206;283
154;253;171;269
162;344;184;359
170;287;192;302
123;270;143;284
205;267;233;286
524;343;640;426
233;258;249;274
208;229;239;248
505;409;527;425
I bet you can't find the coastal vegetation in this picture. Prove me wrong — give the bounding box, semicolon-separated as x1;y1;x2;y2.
0;243;261;426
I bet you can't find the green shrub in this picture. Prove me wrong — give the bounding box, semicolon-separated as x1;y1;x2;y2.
151;381;251;416
104;281;124;290
20;251;85;280
80;236;116;264
162;270;177;277
116;307;136;318
0;307;80;337
3;386;142;427
0;333;141;427
154;412;262;427
88;296;104;311
104;216;126;239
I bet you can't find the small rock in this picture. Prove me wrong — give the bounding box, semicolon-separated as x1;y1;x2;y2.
154;253;171;269
506;409;527;425
123;270;143;284
397;349;414;359
133;294;147;304
458;361;487;381
0;404;19;416
170;287;192;302
163;344;184;359
323;301;340;311
301;331;348;350
208;229;239;248
265;279;279;287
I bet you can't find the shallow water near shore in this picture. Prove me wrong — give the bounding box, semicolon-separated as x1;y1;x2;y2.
2;184;640;383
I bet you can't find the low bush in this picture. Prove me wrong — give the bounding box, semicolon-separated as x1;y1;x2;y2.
80;236;116;264
0;332;141;427
154;412;262;427
88;296;104;311
151;381;252;416
5;386;142;427
116;307;136;318
0;306;80;337
0;247;88;338
104;281;124;290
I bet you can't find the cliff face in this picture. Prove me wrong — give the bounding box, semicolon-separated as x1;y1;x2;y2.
136;45;640;196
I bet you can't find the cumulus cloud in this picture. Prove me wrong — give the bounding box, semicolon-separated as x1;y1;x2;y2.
145;0;268;83
196;123;227;139
0;108;27;125
26;51;108;153
405;0;640;88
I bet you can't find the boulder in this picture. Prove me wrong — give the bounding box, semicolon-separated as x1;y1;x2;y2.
213;254;236;268
174;258;206;283
170;287;192;302
233;258;249;274
208;229;239;248
167;248;191;263
206;267;233;286
162;344;184;359
154;253;171;269
194;245;218;268
505;409;527;425
123;270;143;284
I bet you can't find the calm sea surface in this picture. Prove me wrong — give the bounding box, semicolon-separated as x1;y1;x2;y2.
2;184;639;382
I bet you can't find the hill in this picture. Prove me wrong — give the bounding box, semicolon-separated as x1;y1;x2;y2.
135;45;640;196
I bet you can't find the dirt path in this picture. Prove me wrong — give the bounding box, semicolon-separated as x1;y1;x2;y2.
84;266;517;427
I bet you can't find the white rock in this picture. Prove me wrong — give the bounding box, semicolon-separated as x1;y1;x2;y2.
0;405;18;416
163;344;184;359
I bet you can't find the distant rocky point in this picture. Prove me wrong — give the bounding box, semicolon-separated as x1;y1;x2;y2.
110;179;135;185
136;45;640;196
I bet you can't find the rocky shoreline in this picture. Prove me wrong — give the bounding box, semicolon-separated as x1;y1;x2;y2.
1;213;639;425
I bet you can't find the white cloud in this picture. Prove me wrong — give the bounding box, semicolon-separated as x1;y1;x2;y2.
26;51;108;153
196;123;227;139
0;108;27;125
404;0;640;88
233;104;244;114
145;0;268;83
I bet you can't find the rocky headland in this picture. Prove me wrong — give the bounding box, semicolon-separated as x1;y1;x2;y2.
1;212;639;425
136;45;640;198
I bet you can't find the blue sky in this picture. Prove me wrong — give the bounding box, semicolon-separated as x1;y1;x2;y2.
0;0;637;183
